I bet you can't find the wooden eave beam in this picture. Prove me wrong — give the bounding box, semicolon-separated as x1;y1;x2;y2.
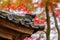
0;18;34;34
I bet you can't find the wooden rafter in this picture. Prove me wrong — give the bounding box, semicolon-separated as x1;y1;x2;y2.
0;18;34;35
0;29;13;40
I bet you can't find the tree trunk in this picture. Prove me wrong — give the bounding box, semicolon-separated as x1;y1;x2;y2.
51;3;60;40
45;1;50;40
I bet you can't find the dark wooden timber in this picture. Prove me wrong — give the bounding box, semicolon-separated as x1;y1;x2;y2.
0;18;35;40
0;18;34;34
